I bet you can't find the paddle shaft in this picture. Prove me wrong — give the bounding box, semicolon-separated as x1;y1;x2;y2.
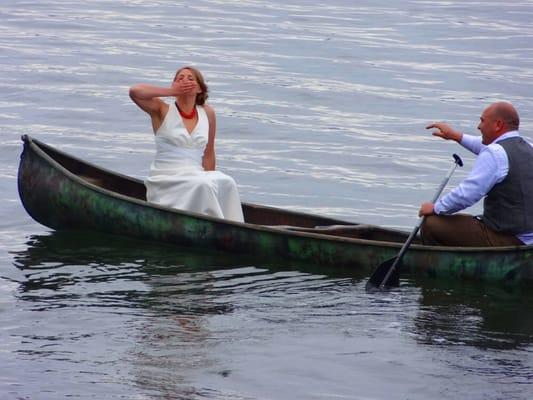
378;156;463;289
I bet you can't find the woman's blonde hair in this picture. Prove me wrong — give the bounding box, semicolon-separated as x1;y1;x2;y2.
174;66;209;105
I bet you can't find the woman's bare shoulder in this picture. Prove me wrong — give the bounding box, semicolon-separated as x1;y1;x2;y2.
202;103;216;116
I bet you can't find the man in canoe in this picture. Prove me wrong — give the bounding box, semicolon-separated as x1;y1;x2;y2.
418;101;533;246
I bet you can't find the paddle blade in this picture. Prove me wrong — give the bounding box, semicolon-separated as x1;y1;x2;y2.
365;257;401;292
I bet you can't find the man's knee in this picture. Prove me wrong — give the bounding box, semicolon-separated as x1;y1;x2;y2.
421;214;439;234
420;215;442;245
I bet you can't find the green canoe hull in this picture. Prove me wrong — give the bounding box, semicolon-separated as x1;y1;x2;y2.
17;135;533;283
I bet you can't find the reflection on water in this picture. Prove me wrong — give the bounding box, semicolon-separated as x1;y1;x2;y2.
10;233;235;397
12;231;245;314
10;231;364;399
408;279;533;390
11;231;364;318
6;231;532;399
412;279;533;350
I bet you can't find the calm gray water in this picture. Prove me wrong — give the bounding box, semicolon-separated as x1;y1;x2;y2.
1;0;533;399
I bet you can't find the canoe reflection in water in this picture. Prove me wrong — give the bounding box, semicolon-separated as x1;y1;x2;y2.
12;231;239;316
11;231;533;396
11;231;359;398
12;231;243;397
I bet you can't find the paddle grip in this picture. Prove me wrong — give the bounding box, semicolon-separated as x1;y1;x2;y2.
430;154;463;203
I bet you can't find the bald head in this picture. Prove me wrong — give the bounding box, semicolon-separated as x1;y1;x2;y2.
487;102;520;132
478;102;520;144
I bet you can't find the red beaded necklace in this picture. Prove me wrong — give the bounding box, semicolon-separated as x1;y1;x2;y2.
175;102;197;119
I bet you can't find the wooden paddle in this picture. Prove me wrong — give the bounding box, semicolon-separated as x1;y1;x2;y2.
366;154;463;291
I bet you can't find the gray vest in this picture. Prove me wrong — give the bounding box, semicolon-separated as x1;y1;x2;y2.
483;136;533;234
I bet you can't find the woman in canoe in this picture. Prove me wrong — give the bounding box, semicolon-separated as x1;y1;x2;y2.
129;66;244;222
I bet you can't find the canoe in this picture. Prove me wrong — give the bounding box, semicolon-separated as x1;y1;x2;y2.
17;135;533;283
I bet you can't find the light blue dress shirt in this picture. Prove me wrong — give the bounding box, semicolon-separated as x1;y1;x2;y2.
434;130;533;245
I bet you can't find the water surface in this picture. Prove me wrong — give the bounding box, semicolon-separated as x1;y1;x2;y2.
1;1;533;399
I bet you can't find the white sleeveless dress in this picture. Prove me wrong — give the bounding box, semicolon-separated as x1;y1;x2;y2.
145;103;244;222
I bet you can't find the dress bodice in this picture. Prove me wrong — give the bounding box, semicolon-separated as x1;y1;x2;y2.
151;103;209;171
144;102;244;222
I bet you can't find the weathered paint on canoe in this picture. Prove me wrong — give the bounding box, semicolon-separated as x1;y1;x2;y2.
17;135;533;283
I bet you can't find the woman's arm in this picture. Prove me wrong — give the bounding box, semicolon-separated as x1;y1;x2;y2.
129;81;196;114
202;104;217;171
129;81;197;133
129;84;169;116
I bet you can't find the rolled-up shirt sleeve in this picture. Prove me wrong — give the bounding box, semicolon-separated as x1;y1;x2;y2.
434;146;505;215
